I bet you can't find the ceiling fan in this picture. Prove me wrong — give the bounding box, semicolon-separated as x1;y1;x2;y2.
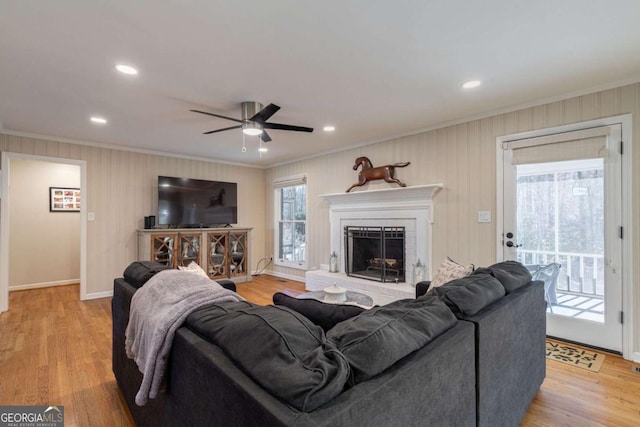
190;102;313;142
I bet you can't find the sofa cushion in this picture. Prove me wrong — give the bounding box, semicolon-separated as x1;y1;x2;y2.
326;296;457;386
123;261;173;288
473;261;532;293
427;273;505;319
429;257;474;290
185;302;350;412
272;292;365;332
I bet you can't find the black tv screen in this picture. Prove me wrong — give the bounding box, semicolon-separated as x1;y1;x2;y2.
158;176;238;227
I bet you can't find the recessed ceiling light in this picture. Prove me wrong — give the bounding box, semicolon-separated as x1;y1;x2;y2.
258;147;268;153
115;64;138;75
323;125;336;132
462;80;481;89
90;116;107;124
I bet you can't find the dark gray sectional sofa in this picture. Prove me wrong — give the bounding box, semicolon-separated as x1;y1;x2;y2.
416;261;547;426
112;261;545;427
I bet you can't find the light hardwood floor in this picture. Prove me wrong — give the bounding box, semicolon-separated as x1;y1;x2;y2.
1;276;639;426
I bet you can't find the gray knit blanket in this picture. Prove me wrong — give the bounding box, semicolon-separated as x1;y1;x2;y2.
125;269;243;405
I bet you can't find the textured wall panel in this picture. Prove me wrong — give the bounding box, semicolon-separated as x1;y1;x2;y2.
0;136;266;296
266;83;639;351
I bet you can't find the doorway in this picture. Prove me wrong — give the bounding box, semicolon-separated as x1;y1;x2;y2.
497;115;633;357
0;152;87;312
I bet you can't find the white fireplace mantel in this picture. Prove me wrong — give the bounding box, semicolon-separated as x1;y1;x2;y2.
321;184;443;214
322;184;443;265
307;184;443;305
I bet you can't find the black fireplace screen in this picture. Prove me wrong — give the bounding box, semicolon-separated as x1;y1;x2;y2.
344;226;405;283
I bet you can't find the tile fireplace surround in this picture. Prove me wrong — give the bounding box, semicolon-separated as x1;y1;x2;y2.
305;184;443;305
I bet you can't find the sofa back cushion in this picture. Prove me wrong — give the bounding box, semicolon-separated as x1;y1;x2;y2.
272;292;365;331
185;302;349;412
326;296;457;386
123;261;173;288
473;261;532;293
428;274;505;319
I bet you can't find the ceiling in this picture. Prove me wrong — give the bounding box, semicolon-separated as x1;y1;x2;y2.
1;1;639;168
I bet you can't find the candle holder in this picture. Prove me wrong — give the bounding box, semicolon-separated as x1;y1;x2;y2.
329;251;338;273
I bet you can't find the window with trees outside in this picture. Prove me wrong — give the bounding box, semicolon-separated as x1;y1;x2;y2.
274;175;306;269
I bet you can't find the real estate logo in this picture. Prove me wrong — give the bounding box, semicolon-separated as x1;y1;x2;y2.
0;405;64;427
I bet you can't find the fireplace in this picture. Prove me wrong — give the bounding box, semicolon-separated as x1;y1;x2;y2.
305;185;441;306
344;226;406;283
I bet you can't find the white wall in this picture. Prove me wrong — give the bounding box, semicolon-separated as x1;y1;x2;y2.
0;138;267;298
9;159;81;289
265;83;640;354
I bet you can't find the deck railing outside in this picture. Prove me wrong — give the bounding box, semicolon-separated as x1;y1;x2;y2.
517;249;604;297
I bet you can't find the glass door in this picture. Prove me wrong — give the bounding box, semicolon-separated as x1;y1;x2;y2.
502;125;623;352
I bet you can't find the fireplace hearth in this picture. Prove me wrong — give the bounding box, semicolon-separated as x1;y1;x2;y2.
344;226;405;283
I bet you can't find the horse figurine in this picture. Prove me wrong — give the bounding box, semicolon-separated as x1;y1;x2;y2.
346;156;411;192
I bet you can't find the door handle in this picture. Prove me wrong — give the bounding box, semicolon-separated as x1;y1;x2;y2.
505;241;522;248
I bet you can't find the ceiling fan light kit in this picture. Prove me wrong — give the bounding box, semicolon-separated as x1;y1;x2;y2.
190;101;313;145
242;121;263;136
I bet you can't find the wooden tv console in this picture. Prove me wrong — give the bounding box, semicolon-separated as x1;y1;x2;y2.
137;227;252;283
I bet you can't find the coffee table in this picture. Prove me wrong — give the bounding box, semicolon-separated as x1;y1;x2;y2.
297;290;374;308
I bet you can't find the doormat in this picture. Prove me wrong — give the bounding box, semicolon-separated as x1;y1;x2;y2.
545;340;605;372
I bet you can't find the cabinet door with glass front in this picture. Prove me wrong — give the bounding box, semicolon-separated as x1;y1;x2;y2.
151;234;177;266
229;231;247;278
177;233;201;267
207;232;228;279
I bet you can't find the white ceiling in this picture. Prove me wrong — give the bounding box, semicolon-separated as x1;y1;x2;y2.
1;1;639;168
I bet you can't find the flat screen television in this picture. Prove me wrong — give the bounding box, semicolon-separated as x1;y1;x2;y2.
158;176;238;227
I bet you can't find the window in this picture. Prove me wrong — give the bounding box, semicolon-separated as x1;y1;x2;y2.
274;175;307;269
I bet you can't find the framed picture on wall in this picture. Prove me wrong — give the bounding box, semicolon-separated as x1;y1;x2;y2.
50;187;80;212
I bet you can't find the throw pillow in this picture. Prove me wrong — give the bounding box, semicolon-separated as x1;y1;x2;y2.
428;257;474;291
178;261;209;278
272;292;365;331
185;302;350;412
327;296;457;386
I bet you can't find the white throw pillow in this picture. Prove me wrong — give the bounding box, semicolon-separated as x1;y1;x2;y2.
178;261;209;278
428;258;474;291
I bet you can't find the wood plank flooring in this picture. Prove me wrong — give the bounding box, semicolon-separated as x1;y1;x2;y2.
0;284;134;426
0;275;639;426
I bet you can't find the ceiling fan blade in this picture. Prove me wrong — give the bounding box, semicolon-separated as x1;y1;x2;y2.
263;122;314;132
260;131;272;143
250;103;280;124
203;125;242;135
190;109;243;124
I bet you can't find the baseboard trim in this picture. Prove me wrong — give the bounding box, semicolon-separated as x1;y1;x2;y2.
9;279;78;291
633;352;640;363
84;290;113;300
256;270;305;284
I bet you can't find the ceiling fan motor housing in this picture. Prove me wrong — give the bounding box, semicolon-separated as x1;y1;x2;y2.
241;102;263;121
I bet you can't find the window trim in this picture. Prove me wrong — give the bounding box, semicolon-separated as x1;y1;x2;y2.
273;174;307;270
